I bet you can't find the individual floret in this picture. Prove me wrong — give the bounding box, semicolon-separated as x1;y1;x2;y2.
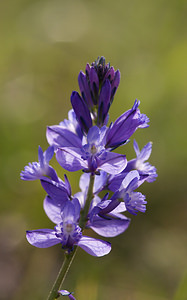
20;146;58;181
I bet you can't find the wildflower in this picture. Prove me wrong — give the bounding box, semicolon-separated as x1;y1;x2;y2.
74;173;130;237
21;57;157;300
113;170;147;215
88;197;130;237
71;56;120;132
106;100;149;150
56;125;127;174
26;200;111;257
58;290;76;299
20;146;58;181
86;56;120;105
59;109;83;140
47;120;83;151
41;175;72;217
125;139;157;182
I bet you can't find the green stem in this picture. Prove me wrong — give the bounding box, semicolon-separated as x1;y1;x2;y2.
46;173;95;300
79;173;95;229
47;247;77;300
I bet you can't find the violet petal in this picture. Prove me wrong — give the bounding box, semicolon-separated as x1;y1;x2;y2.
78;71;93;108
26;229;61;248
90;215;130;237
77;236;111;257
56;147;87;171
98;152;127;174
71;91;92;133
47;126;82;149
98;79;111;125
40;178;69;202
43;196;63;224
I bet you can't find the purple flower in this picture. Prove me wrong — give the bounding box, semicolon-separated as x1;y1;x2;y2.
71;91;93;134
71;80;112;132
125;140;157;183
21;57;158;299
74;173;130;237
71;57;121;132
78;69;94;108
58;290;76;299
88;197;130;237
20;146;58;181
88;56;120;104
59;109;83;140
97;79;111;126
113;170;147;215
106;100;149;149
106;139;157;192
56;126;127;174
26;200;111;257
46;111;83;151
40;175;71;215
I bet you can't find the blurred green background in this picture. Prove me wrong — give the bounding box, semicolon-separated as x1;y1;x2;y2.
0;0;187;299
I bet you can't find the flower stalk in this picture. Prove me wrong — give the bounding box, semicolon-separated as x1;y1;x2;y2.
21;57;157;299
47;248;77;300
79;173;95;229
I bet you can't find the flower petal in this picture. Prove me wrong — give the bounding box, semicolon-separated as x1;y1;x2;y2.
99;152;127;174
59;290;76;300
77;236;111;257
133;139;140;156
47;126;82;149
56;147;87;171
138;141;152;161
79;172;89;192
44;146;55;163
26;229;61;248
90;215;130;237
62;201;75;223
87;126;100;144
120;170;140;189
106;100;149;149
108;172;127;192
72;198;81;221
110;202;126;213
98;79;111;125
71;91;92;133
73;191;85;208
78;71;93;108
89;67;99;105
110;70;120;102
43;196;63;224
121;170;140;190
40;178;69;202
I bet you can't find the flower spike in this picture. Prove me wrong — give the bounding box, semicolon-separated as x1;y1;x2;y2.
21;56;157;300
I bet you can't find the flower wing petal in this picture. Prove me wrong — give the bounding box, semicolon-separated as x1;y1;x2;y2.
47;126;82;149
99;152;127;174
90;215;130;237
43;196;62;224
26;229;61;248
77;236;111;257
121;170;140;190
71;91;92;133
40;178;69;202
56;148;87;172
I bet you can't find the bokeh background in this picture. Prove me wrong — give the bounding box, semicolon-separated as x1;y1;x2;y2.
0;0;186;299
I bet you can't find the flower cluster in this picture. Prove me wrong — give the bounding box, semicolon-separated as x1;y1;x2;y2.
21;57;157;298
